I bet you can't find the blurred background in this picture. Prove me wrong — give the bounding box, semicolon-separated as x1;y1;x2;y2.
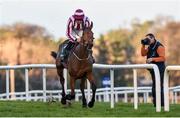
0;0;180;93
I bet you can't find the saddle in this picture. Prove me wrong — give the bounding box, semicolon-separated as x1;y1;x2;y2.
56;41;78;68
56;40;94;68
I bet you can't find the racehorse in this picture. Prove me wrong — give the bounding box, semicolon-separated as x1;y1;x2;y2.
51;25;96;108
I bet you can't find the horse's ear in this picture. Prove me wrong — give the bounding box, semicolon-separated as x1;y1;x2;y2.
90;21;93;29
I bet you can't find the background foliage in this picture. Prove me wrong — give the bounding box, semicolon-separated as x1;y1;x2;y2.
0;16;179;91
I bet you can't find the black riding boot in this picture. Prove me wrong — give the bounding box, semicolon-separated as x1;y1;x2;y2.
60;41;75;62
66;41;75;50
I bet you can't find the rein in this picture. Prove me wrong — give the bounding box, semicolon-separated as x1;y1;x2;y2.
72;41;91;61
72;28;93;61
73;52;90;61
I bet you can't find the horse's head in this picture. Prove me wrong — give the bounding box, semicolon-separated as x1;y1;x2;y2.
80;22;94;48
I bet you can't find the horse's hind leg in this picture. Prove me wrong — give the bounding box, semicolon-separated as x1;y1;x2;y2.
57;66;66;104
70;77;75;99
87;72;96;108
80;78;87;107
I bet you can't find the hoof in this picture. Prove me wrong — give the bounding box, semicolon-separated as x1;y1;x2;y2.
61;97;66;105
65;94;71;100
88;100;95;108
65;94;75;100
71;95;75;100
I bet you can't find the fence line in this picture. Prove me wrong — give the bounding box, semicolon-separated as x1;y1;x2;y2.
93;64;161;112
1;86;179;104
0;87;152;102
0;64;161;112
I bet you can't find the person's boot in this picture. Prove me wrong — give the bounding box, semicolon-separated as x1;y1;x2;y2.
65;41;76;56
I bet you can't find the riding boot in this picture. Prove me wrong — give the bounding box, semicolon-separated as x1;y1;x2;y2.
66;41;75;51
60;41;75;62
66;41;76;57
60;45;67;62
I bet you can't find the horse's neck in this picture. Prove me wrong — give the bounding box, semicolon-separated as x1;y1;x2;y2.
75;44;88;58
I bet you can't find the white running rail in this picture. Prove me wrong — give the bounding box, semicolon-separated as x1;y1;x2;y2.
93;64;161;112
0;63;161;112
164;65;180;112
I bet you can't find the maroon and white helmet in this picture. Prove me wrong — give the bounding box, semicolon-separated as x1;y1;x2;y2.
73;9;85;20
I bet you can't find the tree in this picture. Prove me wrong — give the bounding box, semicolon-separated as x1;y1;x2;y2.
94;35;109;64
11;22;53;64
94;28;135;86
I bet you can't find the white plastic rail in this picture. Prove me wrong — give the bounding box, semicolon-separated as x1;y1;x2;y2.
0;63;161;112
93;63;161;112
164;65;180;112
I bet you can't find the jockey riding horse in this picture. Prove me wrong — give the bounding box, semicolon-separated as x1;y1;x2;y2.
55;9;95;66
51;9;96;108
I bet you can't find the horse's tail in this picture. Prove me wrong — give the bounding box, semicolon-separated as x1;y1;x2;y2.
51;51;57;59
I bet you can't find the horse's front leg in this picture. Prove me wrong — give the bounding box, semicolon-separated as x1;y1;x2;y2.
70;77;75;100
80;78;87;107
62;77;75;106
87;72;96;108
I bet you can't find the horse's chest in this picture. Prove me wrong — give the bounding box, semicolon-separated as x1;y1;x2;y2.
69;64;92;78
78;64;91;73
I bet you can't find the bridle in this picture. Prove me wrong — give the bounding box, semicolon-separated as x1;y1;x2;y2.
72;28;94;61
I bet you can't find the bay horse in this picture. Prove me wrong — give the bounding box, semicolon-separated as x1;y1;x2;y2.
51;26;96;108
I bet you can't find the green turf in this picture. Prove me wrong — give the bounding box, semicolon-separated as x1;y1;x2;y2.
0;100;180;117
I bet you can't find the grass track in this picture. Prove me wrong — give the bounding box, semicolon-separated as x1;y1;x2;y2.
0;101;180;117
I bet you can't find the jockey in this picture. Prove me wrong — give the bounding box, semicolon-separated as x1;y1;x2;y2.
60;9;93;62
